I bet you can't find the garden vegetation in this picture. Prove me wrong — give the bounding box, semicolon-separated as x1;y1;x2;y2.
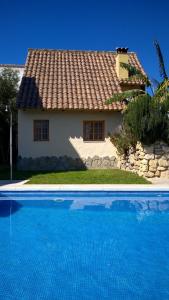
107;41;169;155
0;68;19;164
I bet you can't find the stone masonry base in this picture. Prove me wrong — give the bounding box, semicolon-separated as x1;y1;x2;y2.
118;142;169;179
17;155;117;171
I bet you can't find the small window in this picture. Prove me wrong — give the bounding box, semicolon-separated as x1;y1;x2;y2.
83;121;105;141
34;120;49;141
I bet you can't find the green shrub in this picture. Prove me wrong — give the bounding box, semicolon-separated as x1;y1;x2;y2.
111;95;169;154
110;129;136;155
124;94;169;145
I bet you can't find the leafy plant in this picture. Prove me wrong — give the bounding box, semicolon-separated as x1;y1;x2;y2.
0;68;19;164
110;129;136;155
124;95;169;145
107;41;169;154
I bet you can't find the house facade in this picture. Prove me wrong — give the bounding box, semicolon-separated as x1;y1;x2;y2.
17;48;145;170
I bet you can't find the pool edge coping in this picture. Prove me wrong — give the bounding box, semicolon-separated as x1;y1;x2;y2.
0;184;169;192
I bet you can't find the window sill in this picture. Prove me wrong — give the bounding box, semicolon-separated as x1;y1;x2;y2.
33;140;49;142
83;140;105;143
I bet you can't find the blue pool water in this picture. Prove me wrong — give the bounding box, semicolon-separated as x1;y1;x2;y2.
0;191;169;300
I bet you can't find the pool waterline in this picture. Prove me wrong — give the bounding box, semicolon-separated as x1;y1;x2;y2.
1;190;169;215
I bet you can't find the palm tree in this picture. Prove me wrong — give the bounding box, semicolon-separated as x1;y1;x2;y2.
106;41;169;107
154;40;168;80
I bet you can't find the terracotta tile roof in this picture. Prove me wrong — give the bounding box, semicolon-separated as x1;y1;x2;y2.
17;49;145;111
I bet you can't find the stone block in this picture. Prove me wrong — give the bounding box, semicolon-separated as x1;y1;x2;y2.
139;151;145;155
141;159;149;165
158;159;168;167
144;154;155;160
149;159;158;168
157;166;167;171
85;158;92;169
155;170;160;177
149;167;157;172
140;165;148;172
160;171;169;178
136;142;143;151
102;158;111;168
134;160;140;166
144;171;155;178
91;156;101;168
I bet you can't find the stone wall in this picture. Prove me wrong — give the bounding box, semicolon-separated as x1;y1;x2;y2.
17;155;117;171
118;142;169;178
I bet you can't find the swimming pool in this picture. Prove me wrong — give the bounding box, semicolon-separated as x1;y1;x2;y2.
0;191;169;300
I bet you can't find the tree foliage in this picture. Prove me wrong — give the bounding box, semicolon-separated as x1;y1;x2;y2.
0;68;19;109
0;68;19;164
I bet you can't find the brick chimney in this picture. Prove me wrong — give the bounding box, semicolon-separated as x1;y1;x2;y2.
115;47;129;79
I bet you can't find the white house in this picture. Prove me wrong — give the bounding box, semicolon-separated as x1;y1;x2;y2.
17;48;145;170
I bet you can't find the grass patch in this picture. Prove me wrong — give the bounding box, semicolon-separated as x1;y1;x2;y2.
0;167;150;184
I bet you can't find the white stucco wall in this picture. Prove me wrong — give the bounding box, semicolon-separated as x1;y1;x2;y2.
18;110;122;159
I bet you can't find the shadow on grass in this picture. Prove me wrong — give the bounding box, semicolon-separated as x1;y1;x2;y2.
0;166;67;181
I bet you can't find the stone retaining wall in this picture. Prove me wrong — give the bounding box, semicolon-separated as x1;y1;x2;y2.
17;155;117;171
118;142;169;178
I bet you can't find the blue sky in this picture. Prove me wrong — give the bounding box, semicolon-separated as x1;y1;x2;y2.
1;0;169;81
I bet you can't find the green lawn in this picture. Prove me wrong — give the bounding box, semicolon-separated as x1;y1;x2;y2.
0;167;150;184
